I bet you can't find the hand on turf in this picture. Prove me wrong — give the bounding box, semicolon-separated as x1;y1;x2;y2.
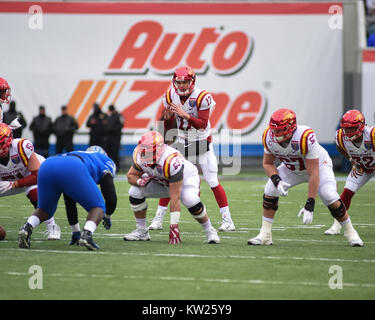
277;180;291;197
298;208;313;224
0;181;15;194
169;224;182;244
102;215;112;230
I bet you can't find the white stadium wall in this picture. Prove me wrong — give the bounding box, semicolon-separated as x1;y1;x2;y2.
0;1;344;157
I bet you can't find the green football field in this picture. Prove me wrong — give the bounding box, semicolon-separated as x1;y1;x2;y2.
0;174;374;301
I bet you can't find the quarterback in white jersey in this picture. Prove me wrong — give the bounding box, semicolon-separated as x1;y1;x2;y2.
0;123;60;239
125;131;220;244
247;108;363;247
325;110;375;235
149;66;235;233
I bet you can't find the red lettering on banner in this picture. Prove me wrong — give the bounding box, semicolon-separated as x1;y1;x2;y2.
122;80;170;129
210;93;230;129
227;91;263;130
186;28;220;72
108;21;163;71
151;33;195;72
213;32;250;73
107;21;251;74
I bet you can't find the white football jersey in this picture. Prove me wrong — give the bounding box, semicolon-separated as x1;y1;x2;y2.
0;138;42;181
163;86;214;142
133;145;197;186
336;125;375;172
262;125;331;172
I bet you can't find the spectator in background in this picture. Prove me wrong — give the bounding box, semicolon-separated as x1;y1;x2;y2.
367;24;375;47
53;105;78;154
86;103;107;148
104;104;123;170
30;105;53;158
3;100;27;138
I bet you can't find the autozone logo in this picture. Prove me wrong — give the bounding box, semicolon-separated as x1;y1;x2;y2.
67;20;267;135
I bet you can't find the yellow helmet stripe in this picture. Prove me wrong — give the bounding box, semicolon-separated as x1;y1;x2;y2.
371;127;375;151
132;146;142;171
262;127;271;152
337;128;346;151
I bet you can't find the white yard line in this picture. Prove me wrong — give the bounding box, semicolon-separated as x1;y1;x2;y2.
3;271;375;289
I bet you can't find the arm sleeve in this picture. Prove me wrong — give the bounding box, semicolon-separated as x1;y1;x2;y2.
99;173;117;216
187;108;210;130
169;164;184;183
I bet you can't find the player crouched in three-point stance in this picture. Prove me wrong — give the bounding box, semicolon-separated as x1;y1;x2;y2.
325;110;375;235
63;146;117;245
124;131;220;244
248;108;363;247
18;146;117;250
0;123;61;239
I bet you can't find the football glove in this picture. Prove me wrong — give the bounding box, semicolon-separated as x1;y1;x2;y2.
298;198;315;224
102;215;112;230
137;173;152;187
270;174;290;197
169;224;182;244
9;118;22;131
0;181;15;194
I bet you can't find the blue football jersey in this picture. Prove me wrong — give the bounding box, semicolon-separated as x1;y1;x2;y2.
65;151;116;184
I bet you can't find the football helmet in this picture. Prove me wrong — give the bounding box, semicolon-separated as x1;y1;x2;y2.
172;66;196;96
269;108;297;143
137;131;166;166
86;145;107;156
0;77;11;104
340;109;365;141
0;123;13;157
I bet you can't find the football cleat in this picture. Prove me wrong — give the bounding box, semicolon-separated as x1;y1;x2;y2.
206;227;220;244
148;218;163;230
218;218;235;232
123;228;151;241
79;230;99;250
69;231;81;245
247;233;273;246
344;229;364;247
324;220;342;235
18;222;33;248
46;224;61;240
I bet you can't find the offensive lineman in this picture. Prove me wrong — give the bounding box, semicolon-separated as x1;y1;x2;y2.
248;108;363;247
124;131;220;244
325;109;375;235
149;66;235;232
0;123;61;239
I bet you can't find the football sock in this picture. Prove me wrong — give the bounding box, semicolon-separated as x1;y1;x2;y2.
156;205;168;219
261;216;273;234
27;215;41;228
211;184;229;208
70;223;80;233
219;206;232;220
159;198;170;207
340;188;355;211
200;219;213;231
136;218;147;229
84;220;97;233
44;217;56;227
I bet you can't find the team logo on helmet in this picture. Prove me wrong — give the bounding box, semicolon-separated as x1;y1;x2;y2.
340;109;365;141
269;108;297;143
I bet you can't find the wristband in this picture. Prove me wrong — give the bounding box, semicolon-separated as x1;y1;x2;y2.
304;198;315;212
170;211;181;225
270;174;282;188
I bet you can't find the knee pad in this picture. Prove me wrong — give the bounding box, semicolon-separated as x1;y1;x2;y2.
188;202;206;219
263;194;279;211
129;196;147;212
328;199;346;219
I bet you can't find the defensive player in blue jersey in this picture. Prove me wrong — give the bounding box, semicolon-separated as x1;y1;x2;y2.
18;146;117;251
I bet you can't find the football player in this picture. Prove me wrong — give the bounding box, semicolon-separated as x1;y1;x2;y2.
0;123;61;239
0;77;23;130
63;145;117;245
125;131;220;244
248;108;363;247
18;145;117;250
325;109;375;235
149;66;235;232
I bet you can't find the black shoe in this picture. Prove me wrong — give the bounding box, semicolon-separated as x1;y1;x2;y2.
18;222;33;248
78;229;99;251
69;231;81;245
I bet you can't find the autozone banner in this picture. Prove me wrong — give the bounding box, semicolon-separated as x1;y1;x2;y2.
0;1;343;146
